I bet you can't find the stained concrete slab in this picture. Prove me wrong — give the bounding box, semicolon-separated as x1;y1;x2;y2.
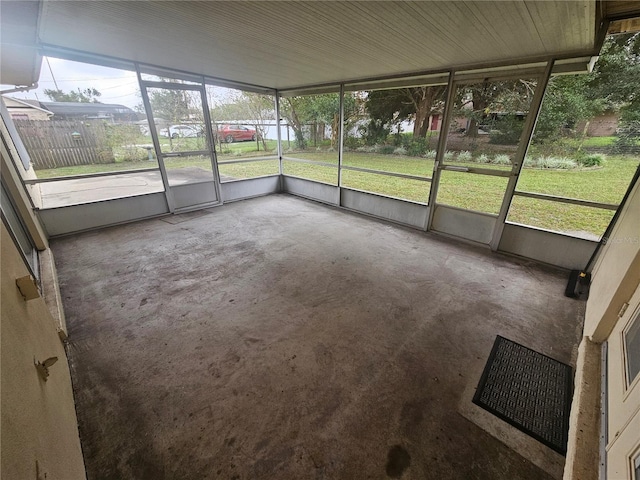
52;194;585;479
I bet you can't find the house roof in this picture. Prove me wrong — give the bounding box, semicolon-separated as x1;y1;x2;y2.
2;96;53;116
2;1;640;92
39;101;137;118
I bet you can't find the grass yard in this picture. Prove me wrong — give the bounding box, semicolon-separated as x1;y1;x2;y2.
282;151;638;237
35;139;279;179
33;143;638;238
218;159;280;180
567;136;616;148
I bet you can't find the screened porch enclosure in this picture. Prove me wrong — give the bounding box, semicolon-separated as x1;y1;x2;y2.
3;2;640;480
10;57;634;271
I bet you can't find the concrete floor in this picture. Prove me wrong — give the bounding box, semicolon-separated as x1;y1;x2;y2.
39;167;231;208
53;194;585;480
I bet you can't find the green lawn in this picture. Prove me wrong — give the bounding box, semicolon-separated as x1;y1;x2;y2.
282;151;638;237
35;138;279;179
219;159;280;180
33;145;638;238
569;136;616;148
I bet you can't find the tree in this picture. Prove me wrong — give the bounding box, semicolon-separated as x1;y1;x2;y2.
210;91;275;151
280;97;307;149
44;87;102;103
588;32;640;123
456;79;536;139
146;88;195;124
280;94;356;149
241;93;275;151
365;86;447;139
533;32;640;143
533;75;598;142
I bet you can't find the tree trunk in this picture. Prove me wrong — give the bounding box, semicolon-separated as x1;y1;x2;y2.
466;84;490;138
412;86;445;139
260;131;268;151
284;99;305;148
413;104;431;138
331;115;339;149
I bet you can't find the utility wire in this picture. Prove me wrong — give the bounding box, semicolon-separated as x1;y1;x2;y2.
45;57;59;90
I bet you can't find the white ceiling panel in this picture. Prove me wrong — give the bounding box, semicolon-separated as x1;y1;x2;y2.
6;1;598;90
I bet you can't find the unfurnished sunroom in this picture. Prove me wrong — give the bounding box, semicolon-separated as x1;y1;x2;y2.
1;1;640;479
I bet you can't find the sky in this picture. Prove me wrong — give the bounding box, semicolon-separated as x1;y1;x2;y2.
2;56;243;111
3;57;142;109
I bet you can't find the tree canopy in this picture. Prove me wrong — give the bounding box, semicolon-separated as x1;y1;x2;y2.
535;32;640;142
44;87;102;103
280;93;357;149
146;88;199;124
365;86;446;139
360;33;639;144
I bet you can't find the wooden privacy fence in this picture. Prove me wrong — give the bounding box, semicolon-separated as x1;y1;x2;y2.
14;120;115;170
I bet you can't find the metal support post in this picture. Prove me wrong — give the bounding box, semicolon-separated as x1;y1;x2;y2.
425;70;455;231
337;84;345;205
136;65;176;213
489;60;555;251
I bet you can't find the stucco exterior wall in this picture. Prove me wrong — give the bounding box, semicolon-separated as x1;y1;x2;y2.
1;224;86;480
585;177;640;342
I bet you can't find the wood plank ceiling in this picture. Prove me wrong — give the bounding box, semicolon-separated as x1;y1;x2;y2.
2;1;602;90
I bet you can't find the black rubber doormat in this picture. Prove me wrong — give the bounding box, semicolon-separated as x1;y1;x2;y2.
473;335;573;455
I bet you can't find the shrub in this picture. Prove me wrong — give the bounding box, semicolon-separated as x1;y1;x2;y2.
492;154;512;165
489;115;525;145
443;150;455;161
477;154;490;164
524;156;537;167
424;150;437;159
613;120;640;154
343;135;361;151
393;146;407;155
356;146;376;153
457;150;472;162
536;156;578;169
379;145;396;154
407;139;428;157
360;120;390;146
577;153;605;167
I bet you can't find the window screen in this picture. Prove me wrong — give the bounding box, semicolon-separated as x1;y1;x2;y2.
625;310;640;387
1;182;38;277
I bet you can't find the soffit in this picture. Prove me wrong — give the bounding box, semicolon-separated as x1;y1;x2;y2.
0;1;42;87
32;1;597;90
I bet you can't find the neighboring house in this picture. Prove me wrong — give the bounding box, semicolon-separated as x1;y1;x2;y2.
2;96;53;121
39;101;139;122
576;111;620;137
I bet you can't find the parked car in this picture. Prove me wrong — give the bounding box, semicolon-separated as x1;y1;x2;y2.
159;125;203;138
218;124;256;143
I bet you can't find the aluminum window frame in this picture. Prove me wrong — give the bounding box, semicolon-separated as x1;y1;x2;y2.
11;44;616;245
1;180;39;279
338;77;450;205
204;82;279;176
429;67;549;229
19;49;276;197
622;304;640;393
